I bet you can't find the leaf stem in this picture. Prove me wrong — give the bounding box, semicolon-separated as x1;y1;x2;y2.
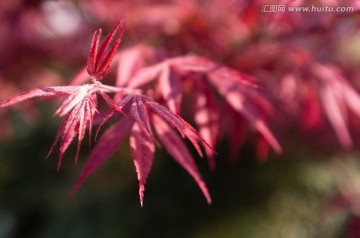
95;81;141;94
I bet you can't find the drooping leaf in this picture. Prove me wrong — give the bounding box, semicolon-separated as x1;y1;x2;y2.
69;118;134;197
130;122;155;207
153;115;212;204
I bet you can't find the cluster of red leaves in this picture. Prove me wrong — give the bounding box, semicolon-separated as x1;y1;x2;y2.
1;19;280;206
78;16;282;204
249;43;360;149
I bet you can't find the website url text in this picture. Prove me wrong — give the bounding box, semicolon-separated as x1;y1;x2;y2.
261;5;355;13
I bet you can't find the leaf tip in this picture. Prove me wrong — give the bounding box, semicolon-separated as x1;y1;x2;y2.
206;193;212;204
139;184;145;207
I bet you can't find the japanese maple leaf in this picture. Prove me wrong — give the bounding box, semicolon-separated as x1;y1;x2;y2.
0;83;125;169
0;20;127;169
70;94;214;206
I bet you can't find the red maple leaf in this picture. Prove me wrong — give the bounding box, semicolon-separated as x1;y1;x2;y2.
0;20;128;169
0;82;128;170
70;94;214;206
87;19;127;81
